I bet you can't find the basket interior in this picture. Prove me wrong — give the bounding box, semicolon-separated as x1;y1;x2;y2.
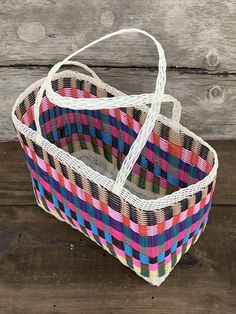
15;76;215;199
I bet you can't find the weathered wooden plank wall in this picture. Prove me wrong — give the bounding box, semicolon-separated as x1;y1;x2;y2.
0;0;236;140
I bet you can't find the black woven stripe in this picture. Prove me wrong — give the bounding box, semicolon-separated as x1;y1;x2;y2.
44;132;53;143
58;198;65;211
120;107;127;114
144;210;157;226
207;181;213;194
112;136;118;148
90;180;100;200
160;124;170;140
147;160;154;173
90;83;97;96
32;142;43;159
76;79;84;90
33;186;40;204
44;189;53;204
60;163;68;178
70;207;77;221
74;172;83;189
165;248;171;257
52;79;59;92
47;151;56;169
133;249;140;260
180;198;189;212
108;192;122;212
98;228;104;238
53;206;65;220
128;203;139;224
183;134;194;151
199;144;210;160
132;108;142;122
149;257;157;264
160;168;167;180
59;126;67;138
195;190;202;204
107;92;114;98
63;77;71;88
111;235;124;251
164;206;173;221
84;219;91;230
19;100;27;117
19;132;28;146
28;91;36;106
138;167;147;189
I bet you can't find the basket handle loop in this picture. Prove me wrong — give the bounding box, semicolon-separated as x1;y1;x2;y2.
34;60;105;133
34;28;180;195
41;28;166;117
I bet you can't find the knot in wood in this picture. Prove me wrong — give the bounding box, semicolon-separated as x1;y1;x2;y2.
208;85;224;105
205;49;220;68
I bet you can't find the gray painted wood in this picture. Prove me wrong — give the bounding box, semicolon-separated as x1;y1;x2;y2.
3;66;236;141
0;0;235;72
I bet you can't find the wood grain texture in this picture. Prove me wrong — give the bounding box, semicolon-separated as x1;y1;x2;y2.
0;141;236;206
2;67;236;141
0;0;235;72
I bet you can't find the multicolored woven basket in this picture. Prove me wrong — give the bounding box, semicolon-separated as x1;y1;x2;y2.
12;28;218;286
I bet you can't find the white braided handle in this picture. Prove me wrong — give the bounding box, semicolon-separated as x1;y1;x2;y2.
34;28;182;195
34;60;106;132
44;28;166;107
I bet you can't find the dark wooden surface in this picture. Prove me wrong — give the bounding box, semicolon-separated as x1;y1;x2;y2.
0;141;235;314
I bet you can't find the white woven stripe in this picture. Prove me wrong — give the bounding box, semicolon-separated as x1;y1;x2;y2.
11;70;218;211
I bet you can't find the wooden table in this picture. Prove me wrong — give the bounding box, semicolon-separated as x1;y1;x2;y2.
0;141;235;314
